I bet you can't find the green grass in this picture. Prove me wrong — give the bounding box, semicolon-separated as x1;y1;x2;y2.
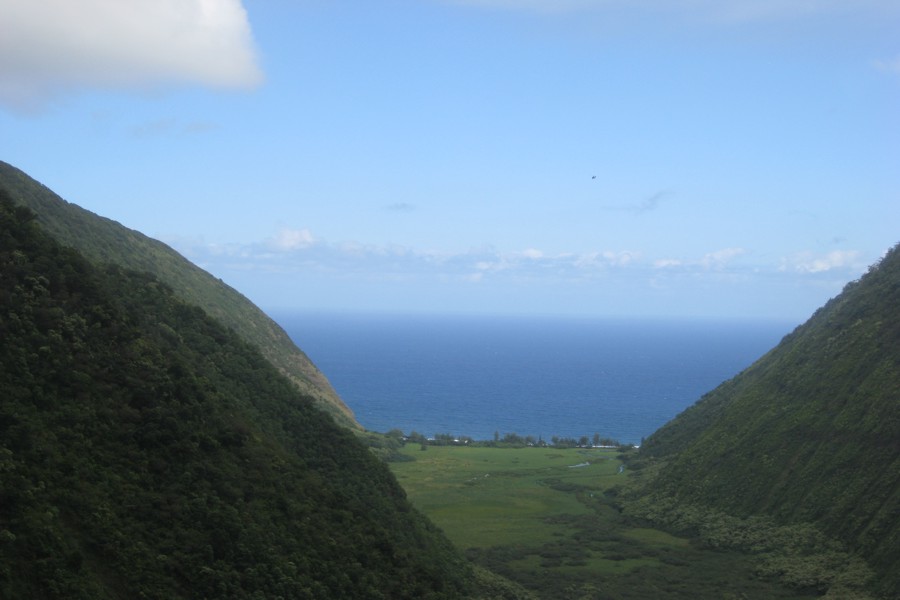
392;446;616;548
390;445;819;600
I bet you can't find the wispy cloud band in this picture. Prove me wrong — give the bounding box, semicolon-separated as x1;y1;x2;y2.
779;250;863;274
170;229;865;288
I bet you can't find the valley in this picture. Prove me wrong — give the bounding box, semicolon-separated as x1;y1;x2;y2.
389;445;818;600
2;161;896;598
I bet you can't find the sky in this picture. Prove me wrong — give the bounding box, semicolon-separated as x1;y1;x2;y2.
1;0;898;322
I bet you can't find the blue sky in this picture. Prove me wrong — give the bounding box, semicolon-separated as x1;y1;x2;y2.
1;0;898;321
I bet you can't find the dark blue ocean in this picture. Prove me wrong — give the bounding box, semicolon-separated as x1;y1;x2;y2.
274;313;796;445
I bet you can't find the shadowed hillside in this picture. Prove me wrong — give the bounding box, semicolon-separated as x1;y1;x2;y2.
636;243;900;598
0;160;357;429
0;190;471;598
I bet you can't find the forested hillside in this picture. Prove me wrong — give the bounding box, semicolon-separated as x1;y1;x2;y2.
636;244;900;598
0;161;356;429
0;191;471;598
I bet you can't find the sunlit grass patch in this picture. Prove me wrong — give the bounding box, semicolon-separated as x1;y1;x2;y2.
390;445;622;549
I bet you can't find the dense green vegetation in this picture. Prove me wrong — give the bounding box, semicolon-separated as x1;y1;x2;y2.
0;191;471;598
636;243;900;598
390;444;817;599
0;160;357;428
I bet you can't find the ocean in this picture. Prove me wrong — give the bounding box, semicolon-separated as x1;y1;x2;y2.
274;312;796;445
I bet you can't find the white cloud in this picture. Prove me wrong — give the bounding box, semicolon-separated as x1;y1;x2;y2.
780;250;862;273
571;250;640;268
473;255;512;273
170;228;872;309
654;258;683;269
166;230;880;318
602;250;640;267
699;247;746;270
268;228;316;251
0;0;263;112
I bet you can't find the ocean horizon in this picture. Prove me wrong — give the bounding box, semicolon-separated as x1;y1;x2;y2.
274;312;797;445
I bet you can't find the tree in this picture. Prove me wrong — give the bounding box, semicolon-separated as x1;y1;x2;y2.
502;432;523;445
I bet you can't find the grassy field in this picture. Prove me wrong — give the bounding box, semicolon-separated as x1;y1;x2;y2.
389;445;818;600
391;445;618;548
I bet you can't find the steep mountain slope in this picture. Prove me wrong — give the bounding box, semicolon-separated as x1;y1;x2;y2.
0;191;470;598
638;244;900;597
0;160;357;429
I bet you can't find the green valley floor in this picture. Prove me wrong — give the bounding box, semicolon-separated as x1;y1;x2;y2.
389;445;820;600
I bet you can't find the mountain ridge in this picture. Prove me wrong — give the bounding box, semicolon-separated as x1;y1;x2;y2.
0;189;472;598
636;243;900;597
0;160;357;429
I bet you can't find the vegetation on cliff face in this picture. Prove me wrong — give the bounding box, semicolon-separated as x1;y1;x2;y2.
0;160;356;429
635;243;900;598
0;191;471;598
